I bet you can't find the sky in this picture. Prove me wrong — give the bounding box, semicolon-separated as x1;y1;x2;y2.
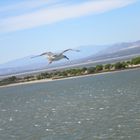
0;0;140;64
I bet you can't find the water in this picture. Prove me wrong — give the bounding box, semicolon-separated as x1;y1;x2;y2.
0;69;140;140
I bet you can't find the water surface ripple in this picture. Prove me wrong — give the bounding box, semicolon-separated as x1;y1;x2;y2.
0;69;140;140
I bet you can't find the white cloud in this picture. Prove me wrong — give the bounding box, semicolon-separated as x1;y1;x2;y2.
0;0;136;32
0;0;56;12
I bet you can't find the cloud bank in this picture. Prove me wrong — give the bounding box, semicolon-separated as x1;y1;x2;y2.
0;0;136;32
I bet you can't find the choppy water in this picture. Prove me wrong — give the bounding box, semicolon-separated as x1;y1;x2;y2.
0;69;140;140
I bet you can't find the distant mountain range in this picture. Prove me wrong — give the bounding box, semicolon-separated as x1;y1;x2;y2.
85;40;140;61
0;40;140;78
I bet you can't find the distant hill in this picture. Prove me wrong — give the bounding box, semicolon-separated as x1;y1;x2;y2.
85;40;140;61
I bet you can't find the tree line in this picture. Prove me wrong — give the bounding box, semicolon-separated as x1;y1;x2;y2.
0;56;140;86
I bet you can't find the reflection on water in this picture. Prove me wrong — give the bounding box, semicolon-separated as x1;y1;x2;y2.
0;69;140;140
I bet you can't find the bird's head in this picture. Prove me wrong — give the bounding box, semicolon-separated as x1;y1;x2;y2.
64;55;69;60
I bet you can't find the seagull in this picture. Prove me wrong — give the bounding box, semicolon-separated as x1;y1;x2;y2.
31;49;80;64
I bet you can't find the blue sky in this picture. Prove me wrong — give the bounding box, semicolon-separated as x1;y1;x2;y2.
0;0;140;64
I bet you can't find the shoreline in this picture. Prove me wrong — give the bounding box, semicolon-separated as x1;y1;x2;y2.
0;67;140;89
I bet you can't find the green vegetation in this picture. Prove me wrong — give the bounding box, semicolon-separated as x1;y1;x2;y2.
95;65;103;72
131;57;140;65
0;56;140;86
87;67;96;74
0;76;18;86
114;62;126;70
104;64;112;70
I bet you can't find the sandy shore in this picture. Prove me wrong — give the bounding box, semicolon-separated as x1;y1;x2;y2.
0;67;140;89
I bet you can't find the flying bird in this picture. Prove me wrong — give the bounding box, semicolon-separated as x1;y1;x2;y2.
31;49;80;64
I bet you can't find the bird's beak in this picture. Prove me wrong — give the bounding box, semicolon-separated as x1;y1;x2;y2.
64;56;69;60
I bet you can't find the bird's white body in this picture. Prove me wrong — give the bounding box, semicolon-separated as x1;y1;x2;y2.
32;49;80;64
47;54;65;62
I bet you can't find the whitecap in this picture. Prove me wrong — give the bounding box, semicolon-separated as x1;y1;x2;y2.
14;109;20;112
1;109;7;112
44;115;48;119
99;107;104;110
90;108;94;110
0;128;3;131
117;124;122;128
34;124;40;127
45;129;53;132
77;121;81;124
9;117;13;122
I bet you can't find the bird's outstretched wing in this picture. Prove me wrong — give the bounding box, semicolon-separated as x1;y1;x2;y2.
60;49;80;55
31;52;53;58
